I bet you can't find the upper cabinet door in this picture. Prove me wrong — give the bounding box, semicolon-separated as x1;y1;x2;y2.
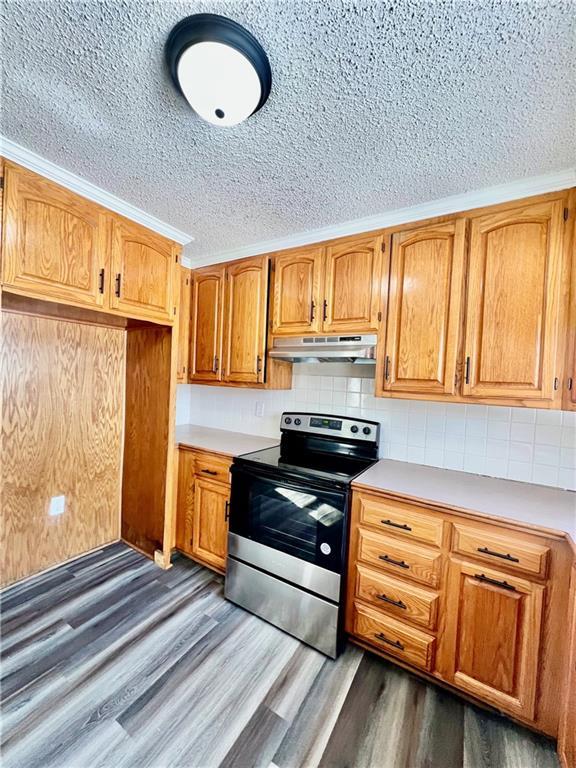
441;559;544;722
271;247;323;335
189;266;225;382
463;200;566;402
223;256;269;384
2;162;107;309
322;234;384;333
176;267;192;383
109;215;177;323
381;221;466;396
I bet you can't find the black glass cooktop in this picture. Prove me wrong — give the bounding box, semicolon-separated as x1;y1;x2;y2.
235;444;377;485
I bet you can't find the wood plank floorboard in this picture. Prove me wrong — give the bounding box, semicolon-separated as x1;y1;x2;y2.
0;543;558;768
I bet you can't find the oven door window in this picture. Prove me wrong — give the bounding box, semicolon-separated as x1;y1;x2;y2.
230;469;346;572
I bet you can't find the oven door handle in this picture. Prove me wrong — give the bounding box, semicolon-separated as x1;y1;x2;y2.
230;463;349;499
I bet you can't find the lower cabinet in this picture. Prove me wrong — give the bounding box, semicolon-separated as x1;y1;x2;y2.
439;559;545;721
175;448;230;573
346;487;572;740
192;478;230;572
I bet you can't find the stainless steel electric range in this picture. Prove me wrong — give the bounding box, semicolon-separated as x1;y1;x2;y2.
224;412;380;657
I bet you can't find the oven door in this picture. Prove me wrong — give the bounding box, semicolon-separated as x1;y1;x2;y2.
229;464;348;574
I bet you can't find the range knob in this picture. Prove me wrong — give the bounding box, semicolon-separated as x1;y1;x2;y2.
284;417;292;425
294;418;302;425
350;425;359;434
363;426;371;435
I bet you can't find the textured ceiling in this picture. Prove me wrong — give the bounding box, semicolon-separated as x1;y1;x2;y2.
2;0;575;262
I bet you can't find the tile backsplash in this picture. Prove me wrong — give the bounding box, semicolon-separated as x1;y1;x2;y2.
177;364;576;491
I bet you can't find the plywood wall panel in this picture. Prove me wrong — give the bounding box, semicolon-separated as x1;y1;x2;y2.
1;312;125;585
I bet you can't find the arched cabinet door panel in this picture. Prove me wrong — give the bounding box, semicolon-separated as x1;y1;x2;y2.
2;162;108;309
272;247;323;335
189;266;226;382
109;215;177;323
322;234;384;333
462;200;565;402
223;256;269;384
381;220;466;396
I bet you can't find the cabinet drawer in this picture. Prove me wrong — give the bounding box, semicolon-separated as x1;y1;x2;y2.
451;524;549;579
357;493;444;547
355;564;439;630
358;528;442;588
193;451;232;485
352;601;436;671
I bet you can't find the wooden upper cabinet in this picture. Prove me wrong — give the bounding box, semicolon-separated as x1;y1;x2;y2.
563;201;576;410
176;267;192;383
440;559;545;721
272;247;323;335
463;200;566;402
192;477;229;572
109;215;177;323
223;256;269;384
322;234;384;333
381;220;466;396
189;266;225;382
2;162;108;309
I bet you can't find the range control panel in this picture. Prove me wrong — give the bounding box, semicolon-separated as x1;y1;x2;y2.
281;412;379;443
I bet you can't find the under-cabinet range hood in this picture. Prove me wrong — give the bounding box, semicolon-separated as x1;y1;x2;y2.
269;335;377;363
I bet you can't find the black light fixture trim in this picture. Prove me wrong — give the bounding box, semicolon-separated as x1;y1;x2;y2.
165;13;272;116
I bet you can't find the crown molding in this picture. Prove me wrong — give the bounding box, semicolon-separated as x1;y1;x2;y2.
187;167;576;266
0;136;194;245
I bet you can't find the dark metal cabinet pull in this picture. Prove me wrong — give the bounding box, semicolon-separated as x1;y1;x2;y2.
310;301;315;322
375;632;404;651
224;500;230;521
474;573;516;592
477;546;519;563
98;268;105;294
381;518;412;532
384;356;390;381
465;356;471;384
257;355;263;374
322;300;328;321
114;273;121;297
377;593;407;610
201;469;218;476
379;554;409;569
213;356;219;373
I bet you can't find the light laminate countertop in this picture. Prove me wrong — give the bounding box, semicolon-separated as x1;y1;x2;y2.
176;424;279;458
354;459;576;543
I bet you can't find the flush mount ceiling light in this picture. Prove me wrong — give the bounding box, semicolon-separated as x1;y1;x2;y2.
165;13;272;127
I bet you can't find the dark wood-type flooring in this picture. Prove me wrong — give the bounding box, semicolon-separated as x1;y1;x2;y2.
0;543;559;768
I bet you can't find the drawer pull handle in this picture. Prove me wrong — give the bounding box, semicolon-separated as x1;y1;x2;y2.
375;632;404;651
377;593;407;610
381;518;412;532
225;500;230;522
477;546;519;563
379;554;409;569
201;469;218;476
474;573;516;592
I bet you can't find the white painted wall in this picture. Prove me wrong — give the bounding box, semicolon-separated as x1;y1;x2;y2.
177;364;576;491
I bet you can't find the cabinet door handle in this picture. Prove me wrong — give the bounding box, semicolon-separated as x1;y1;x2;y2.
374;632;404;651
473;573;516;592
115;273;122;297
378;554;409;569
477;546;519;563
568;377;574;391
213;356;219;373
377;593;407;610
381;518;412;532
322;300;328;321
98;268;105;294
465;356;471;384
310;301;315;322
201;469;218;476
225;500;230;521
257;355;262;374
384;356;390;381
